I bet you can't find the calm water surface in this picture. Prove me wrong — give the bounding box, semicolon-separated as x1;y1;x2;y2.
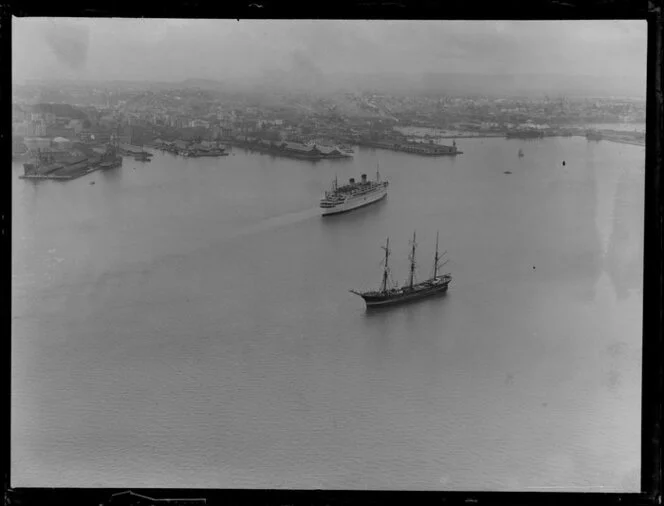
12;137;644;490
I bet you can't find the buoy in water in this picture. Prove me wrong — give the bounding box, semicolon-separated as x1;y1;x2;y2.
562;161;566;166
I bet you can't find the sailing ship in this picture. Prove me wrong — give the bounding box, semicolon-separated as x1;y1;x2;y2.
319;167;388;216
350;231;452;308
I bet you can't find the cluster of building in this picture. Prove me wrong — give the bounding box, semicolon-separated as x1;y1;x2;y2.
12;82;647;171
21;142;122;180
153;139;227;157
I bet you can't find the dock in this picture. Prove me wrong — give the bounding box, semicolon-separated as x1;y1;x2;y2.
356;140;462;156
19;174;75;180
227;140;352;161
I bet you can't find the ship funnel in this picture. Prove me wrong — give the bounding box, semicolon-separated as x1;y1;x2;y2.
361;174;367;183
349;178;355;184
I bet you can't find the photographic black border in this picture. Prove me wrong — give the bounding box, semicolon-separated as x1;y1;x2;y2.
3;1;662;505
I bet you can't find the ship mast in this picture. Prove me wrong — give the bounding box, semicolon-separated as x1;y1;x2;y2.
408;230;417;289
380;237;391;292
433;231;439;279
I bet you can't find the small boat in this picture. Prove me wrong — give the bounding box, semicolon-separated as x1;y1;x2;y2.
504;171;512;174
89;181;95;185
350;232;451;308
518;149;524;158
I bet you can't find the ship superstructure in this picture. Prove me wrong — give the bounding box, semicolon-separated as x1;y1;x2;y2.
319;169;388;216
350;232;451;308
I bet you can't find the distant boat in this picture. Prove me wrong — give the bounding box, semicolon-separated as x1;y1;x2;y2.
518;148;524;158
350;232;451;308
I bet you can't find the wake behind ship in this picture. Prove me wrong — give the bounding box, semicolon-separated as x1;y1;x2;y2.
320;170;388;216
350;232;452;308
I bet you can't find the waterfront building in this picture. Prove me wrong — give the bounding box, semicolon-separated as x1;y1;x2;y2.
12;104;26;122
52;137;72;150
12;122;29;137
34;121;46;137
12;140;28;156
189;119;210;128
173;140;189;152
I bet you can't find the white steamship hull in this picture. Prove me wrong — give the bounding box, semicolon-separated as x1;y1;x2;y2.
321;187;388;216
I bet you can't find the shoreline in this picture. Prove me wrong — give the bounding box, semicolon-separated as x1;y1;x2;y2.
19;158;122;182
226;141;353;161
395;132;644;147
20;165;102;181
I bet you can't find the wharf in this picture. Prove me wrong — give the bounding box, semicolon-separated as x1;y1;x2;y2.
591;136;645;147
20;158;122;182
228;140;352;161
356;140;462;156
20;166;99;181
151;145;229;157
19;174;75;180
186;150;229;157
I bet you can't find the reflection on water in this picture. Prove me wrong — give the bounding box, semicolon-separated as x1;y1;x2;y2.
605;171;644;300
362;291;451;318
12;138;644;490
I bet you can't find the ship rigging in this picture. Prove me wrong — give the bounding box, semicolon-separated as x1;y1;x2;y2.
350;232;451;308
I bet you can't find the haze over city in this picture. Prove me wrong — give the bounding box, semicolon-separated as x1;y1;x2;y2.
13;18;647;97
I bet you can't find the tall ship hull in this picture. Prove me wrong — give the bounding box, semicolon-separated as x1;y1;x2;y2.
320;170;389;216
352;278;450;307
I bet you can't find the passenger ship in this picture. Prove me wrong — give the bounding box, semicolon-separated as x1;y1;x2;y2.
319;169;389;216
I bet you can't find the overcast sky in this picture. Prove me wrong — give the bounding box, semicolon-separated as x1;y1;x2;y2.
12;18;647;86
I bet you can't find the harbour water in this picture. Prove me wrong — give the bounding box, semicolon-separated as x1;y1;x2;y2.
12;137;644;490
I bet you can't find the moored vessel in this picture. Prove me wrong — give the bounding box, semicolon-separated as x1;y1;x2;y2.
350;232;452;308
320;168;388;216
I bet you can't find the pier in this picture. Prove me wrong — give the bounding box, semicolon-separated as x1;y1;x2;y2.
356;140;462;156
19;174;75;181
226;140;353;161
